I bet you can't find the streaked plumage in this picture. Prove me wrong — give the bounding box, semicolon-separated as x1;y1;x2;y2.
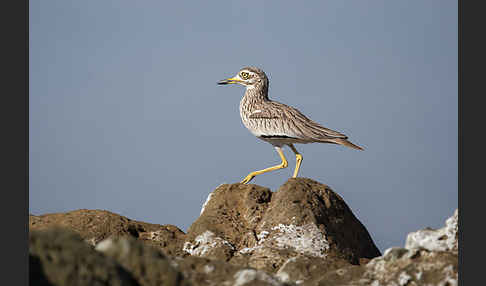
218;66;363;184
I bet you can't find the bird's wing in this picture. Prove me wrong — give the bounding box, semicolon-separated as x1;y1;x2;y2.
248;109;280;119
250;101;348;141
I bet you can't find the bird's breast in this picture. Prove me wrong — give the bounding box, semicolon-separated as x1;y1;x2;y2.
239;98;264;137
239;106;290;139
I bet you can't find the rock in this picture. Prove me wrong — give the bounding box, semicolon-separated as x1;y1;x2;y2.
95;236;190;286
313;264;366;286
316;250;458;286
30;254;54;286
29;209;186;257
30;179;456;286
358;248;457;286
29;228;139;286
185;178;381;273
182;230;236;261
255;178;381;262
171;256;293;286
314;209;459;286
186;183;272;258
405;209;458;253
231;268;288;286
274;255;352;285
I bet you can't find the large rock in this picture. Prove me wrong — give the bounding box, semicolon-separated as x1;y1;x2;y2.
315;247;458;286
29;228;139;286
314;209;459;286
29;179;457;286
184;178;381;274
184;183;272;261
253;178;381;261
172;256;293;286
274;255;352;285
95;235;294;286
30;227;289;286
405;209;458;253
29;209;186;257
95;236;190;286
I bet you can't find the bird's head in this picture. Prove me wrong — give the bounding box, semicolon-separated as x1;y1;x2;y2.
218;67;268;89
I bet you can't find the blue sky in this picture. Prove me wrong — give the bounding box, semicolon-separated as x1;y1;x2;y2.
30;0;457;252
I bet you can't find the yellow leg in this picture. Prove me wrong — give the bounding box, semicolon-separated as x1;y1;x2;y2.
289;144;303;178
241;147;288;184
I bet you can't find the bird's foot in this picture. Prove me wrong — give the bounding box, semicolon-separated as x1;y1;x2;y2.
240;174;255;184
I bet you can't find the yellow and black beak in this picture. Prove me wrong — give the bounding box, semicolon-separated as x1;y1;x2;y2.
217;76;242;85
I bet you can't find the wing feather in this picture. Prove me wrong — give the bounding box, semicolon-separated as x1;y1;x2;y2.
249;101;347;141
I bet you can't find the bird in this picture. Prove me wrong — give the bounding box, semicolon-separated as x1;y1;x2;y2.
218;66;363;184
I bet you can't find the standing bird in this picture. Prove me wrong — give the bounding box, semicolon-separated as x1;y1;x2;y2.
218;67;363;184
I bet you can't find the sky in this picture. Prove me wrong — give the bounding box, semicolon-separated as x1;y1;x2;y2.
29;0;457;252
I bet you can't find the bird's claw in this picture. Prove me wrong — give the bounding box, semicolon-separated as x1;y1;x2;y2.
240;175;255;184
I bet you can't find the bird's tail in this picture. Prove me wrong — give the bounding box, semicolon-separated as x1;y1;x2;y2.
327;138;364;150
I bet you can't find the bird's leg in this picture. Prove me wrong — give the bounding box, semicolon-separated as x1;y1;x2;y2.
241;146;288;184
289;144;303;178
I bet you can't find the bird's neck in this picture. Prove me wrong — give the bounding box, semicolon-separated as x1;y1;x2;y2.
243;81;269;103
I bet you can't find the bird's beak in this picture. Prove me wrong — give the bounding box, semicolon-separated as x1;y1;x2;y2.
217;76;242;85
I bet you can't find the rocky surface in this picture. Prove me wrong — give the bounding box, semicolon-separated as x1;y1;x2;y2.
185;178;380;273
315;208;459;286
29;209;187;257
405;209;458;253
29;228;140;286
29;178;458;286
172;256;293;286
95;236;190;286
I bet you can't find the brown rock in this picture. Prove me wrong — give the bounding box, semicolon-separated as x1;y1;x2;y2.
184;183;272;260
316;248;458;286
29;209;186;257
28;183;458;286
256;178;381;263
314;264;366;286
182;230;236;261
235;246;297;273
138;224;187;257
29;228;139;286
274;255;352;285
184;178;380;275
172;256;292;286
95;236;190;286
314;209;459;286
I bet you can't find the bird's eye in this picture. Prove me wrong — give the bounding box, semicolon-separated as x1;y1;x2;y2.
240;72;250;79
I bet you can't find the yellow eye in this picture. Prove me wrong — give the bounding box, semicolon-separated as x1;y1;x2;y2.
240;72;250;79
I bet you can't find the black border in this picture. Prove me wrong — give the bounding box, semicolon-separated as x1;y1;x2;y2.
459;0;483;284
2;0;28;285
